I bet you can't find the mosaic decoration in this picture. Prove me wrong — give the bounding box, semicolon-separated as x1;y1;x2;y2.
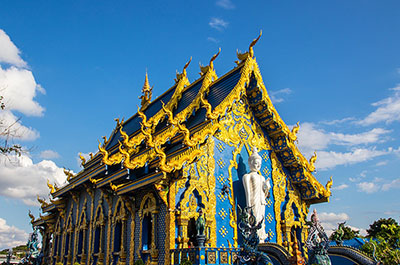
216;142;226;153
217;192;228;202
217;174;226;185
219;226;228;238
218;209;228;220
217;158;226;169
207;251;216;264
220;251;228;264
232;251;238;264
266;213;273;224
266;199;272;208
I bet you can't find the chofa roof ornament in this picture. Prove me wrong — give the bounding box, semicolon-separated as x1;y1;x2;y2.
175;57;192;83
200;47;221;75
236;30;262;64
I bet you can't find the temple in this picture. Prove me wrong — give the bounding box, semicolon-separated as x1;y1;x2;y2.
32;33;333;265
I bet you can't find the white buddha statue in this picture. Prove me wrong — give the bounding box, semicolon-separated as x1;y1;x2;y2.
242;147;271;241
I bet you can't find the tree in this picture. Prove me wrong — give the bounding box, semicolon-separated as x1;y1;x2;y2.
362;219;400;264
330;222;360;243
366;218;398;238
0;95;22;156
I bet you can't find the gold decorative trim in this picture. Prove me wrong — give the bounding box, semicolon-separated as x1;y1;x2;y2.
138;192;158;262
271;151;286;245
103;191;113;265
250;58;331;200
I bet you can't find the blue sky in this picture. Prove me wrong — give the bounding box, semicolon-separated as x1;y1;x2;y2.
0;0;400;248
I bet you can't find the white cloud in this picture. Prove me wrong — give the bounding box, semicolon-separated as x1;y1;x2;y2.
40;150;60;159
0;110;39;141
0;217;28;249
332;184;349;190
382;178;400;191
316;148;389;170
209;18;229;31
349;170;367;182
320;117;356;126
375;160;388;166
296;122;393;170
329;128;390;146
384;210;400;215
216;0;235;9
373;177;384;182
296;122;330;152
357;182;380;194
270;88;292;103
0;66;45;116
359;85;400;125
308;211;366;236
0;29;45;149
349;226;367;237
297;123;390;154
0;29;27;67
0;154;66;206
207;37;219;44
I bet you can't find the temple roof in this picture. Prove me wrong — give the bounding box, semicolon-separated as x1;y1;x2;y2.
46;35;332;206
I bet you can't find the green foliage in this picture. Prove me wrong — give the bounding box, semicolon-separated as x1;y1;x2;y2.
0;245;28;255
13;245;28;252
329;224;360;241
362;222;400;264
73;262;81;265
133;259;145;265
180;258;192;265
367;218;398;238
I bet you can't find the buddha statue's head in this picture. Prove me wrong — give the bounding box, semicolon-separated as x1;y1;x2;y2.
249;147;262;172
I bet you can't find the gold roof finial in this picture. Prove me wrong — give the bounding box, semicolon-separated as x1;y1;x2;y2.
236;30;262;64
63;168;75;182
28;210;35;224
326;176;333;194
200;48;221;75
249;30;262;58
114;117;124;130
175;57;192;82
37;195;49;208
79;153;86;167
47;179;56;194
308;151;317;172
289;122;300;141
139;71;153;110
110;182;124;192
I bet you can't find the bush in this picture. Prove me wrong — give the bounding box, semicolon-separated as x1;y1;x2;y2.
180;258;192;265
366;218;398;238
362;222;400;264
133;259;145;265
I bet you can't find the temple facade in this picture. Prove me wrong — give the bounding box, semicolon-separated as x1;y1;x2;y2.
32;35;332;265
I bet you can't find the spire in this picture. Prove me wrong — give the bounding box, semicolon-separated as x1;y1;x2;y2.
142;71;151;93
139;71;152;110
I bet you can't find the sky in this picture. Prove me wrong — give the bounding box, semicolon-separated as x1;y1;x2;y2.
0;0;400;249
